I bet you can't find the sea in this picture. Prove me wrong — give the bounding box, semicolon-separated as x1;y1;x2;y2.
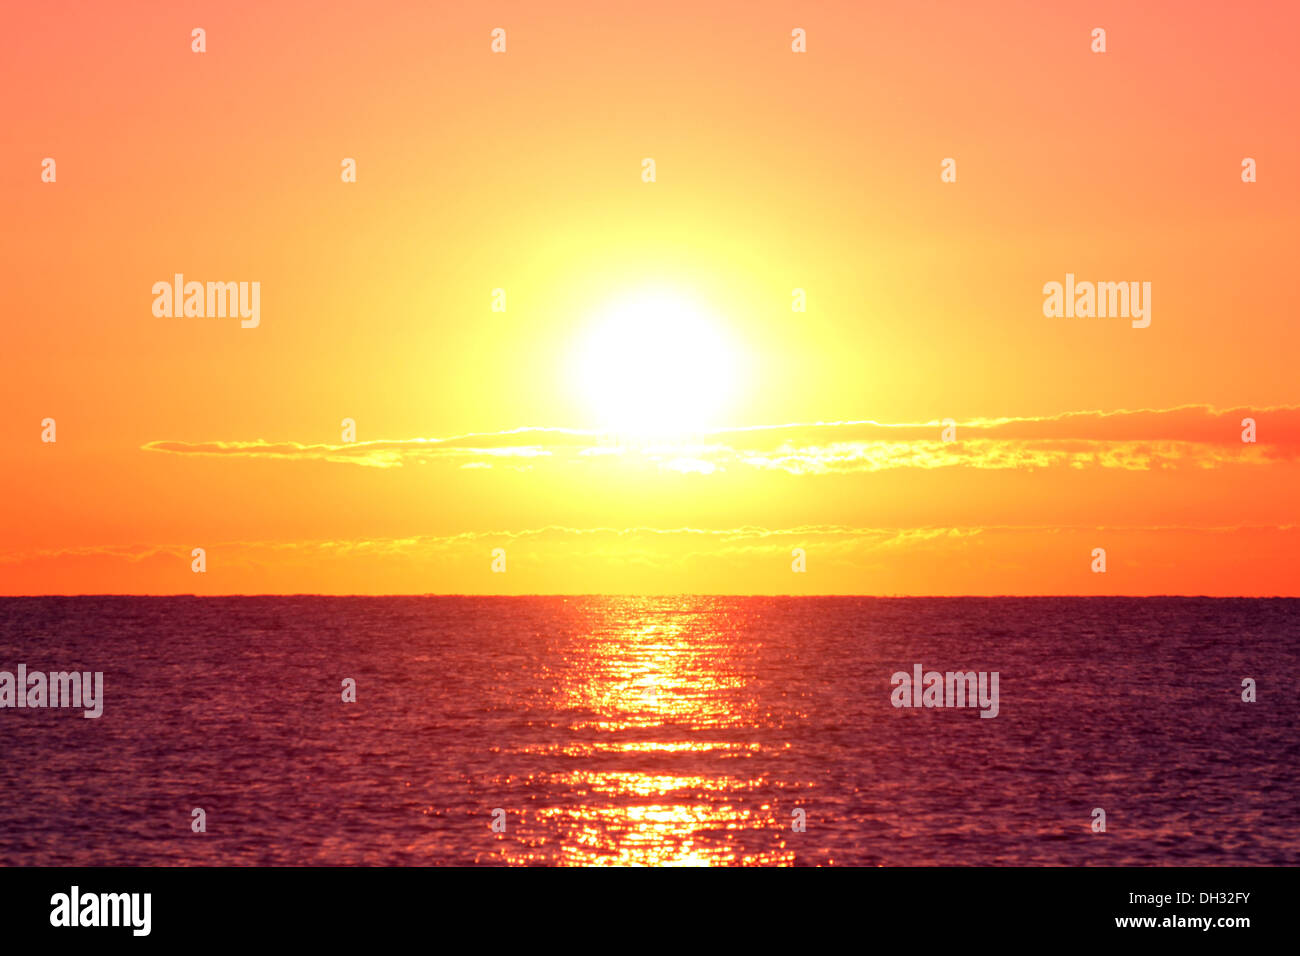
0;596;1296;866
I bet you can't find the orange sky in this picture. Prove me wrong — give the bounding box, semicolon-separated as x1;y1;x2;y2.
2;0;1298;594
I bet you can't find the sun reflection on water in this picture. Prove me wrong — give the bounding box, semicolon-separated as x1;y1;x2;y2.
491;602;799;866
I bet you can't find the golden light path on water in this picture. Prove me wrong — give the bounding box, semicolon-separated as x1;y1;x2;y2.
490;606;802;866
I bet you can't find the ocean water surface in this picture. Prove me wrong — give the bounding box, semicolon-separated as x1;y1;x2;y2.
0;596;1296;866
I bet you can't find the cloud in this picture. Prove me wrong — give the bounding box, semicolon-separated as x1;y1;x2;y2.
7;523;1297;595
8;522;1294;565
140;432;567;469
140;405;1299;474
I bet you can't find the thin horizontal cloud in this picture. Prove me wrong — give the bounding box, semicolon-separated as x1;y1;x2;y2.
7;523;1297;596
140;435;563;469
6;522;1295;565
140;405;1300;473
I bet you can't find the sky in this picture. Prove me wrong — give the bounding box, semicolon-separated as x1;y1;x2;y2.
2;0;1298;594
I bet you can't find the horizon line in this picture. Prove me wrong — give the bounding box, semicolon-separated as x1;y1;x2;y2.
2;592;1296;600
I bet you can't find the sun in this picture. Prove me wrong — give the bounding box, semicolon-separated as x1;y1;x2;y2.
571;290;743;437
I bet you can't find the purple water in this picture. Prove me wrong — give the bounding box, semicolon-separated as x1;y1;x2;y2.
0;596;1296;865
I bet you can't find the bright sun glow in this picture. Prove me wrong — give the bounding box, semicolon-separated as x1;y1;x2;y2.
573;291;742;436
